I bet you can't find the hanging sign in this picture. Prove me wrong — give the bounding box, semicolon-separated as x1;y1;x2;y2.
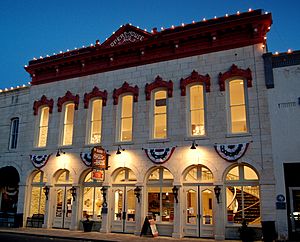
92;169;105;181
30;154;52;168
92;146;107;169
80;152;92;167
214;143;249;162
144;147;175;164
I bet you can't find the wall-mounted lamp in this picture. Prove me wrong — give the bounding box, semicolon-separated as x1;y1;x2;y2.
172;186;179;203
101;186;108;208
116;145;125;155
214;185;221;204
134;186;142;203
43;186;50;200
190;140;198;149
70;186;76;201
56;149;66;157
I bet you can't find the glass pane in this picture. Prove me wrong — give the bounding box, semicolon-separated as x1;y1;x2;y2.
226;186;240;223
163;169;173;180
154;91;167;115
149;169;160;181
244;166;258;180
185;167;197;182
94;187;103;220
30;187;41;216
57;171;72;183
190;85;204;109
92;99;102;121
191;110;205;136
90;120;101;144
121;117;132;141
114;190;123;220
128;170;137;181
292;190;300;231
162;187;174;222
84;172;93;183
66;189;72;217
82;187;94;218
63;104;74;146
202;189;213;225
40;107;49;126
33;172;42;183
63;124;73;145
115;169;126;183
127;189;136;221
226;166;239;180
65;104;75;124
38;126;48;147
154;113;167;139
121;95;133;117
229;80;245;105
148;187;160;220
201;167;213;181
231;105;247;133
55;188;63;217
186;189;197;224
243;186;260;224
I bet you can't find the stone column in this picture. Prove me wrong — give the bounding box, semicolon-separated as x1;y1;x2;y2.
214;184;225;241
17;183;27;227
172;184;183;238
134;184;143;236
70;185;79;231
43;185;52;228
100;186;110;233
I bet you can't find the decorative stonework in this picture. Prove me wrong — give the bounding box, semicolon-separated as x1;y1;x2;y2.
218;64;252;91
57;91;79;112
180;70;211;96
84;87;108;109
145;76;173;100
113;82;139;105
33;95;54;115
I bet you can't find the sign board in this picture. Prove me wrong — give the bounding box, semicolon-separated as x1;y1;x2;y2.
92;169;104;181
140;216;158;237
92;146;107;169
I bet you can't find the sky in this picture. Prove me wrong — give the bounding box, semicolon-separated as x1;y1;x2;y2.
1;0;299;89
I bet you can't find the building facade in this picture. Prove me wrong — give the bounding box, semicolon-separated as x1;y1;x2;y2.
0;9;276;240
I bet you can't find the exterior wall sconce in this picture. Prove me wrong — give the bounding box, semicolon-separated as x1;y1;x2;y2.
172;186;179;203
70;186;76;201
116;145;125;155
56;149;66;157
101;186;108;208
134;186;141;203
43;186;50;200
214;185;221;204
190;140;198;149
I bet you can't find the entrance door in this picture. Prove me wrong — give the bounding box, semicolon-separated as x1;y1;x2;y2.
53;186;73;229
111;186;136;233
289;187;300;233
183;186;214;238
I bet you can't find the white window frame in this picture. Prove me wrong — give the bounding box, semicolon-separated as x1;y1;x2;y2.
87;98;103;145
60;103;75;146
35;106;50;148
9;117;19;150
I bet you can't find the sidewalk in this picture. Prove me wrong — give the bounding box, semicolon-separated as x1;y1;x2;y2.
0;227;242;242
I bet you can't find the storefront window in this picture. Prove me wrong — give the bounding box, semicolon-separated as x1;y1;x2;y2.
57;170;73;183
29;171;47;217
184;165;213;182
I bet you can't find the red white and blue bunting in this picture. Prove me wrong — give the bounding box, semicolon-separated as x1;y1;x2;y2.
214;143;249;162
144;147;176;164
80;152;92;167
30;154;52;168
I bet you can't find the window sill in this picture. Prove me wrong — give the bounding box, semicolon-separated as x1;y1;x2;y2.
58;145;73;150
184;136;209;141
147;138;170;143
114;141;134;146
32;147;48;152
225;133;252;138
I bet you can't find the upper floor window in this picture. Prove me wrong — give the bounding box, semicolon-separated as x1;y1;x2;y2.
36;107;50;147
89;99;102;144
118;95;133;142
153;90;167;139
189;84;205;136
9;118;19;149
228;79;248;133
62;103;75;146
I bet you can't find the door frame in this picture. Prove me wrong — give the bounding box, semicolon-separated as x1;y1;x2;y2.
289;187;300;233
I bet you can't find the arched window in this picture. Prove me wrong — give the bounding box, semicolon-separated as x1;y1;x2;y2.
184;165;213;182
114;168;137;183
225;164;260;225
56;170;73;184
88;99;103;144
147;167;174;223
61;103;75;146
36;107;50;147
29;171;47;217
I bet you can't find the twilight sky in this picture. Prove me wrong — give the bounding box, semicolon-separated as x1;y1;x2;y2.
1;0;299;89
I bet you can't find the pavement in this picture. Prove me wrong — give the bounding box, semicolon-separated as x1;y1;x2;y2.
0;227;245;242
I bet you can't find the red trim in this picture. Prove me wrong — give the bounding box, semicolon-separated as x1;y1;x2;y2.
57;91;79;112
113;82;139;105
25;10;272;86
33;95;54;115
180;70;211;96
145;76;173;100
83;86;108;109
218;64;252;91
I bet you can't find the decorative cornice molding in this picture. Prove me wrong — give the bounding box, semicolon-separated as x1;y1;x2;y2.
84;86;108;109
113;82;139;105
57;91;79;112
218;64;252;91
180;70;211;96
145;76;173;100
33;95;54;115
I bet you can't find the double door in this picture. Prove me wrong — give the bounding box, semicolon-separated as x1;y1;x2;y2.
111;186;136;233
289;187;300;233
183;186;214;238
53;186;73;229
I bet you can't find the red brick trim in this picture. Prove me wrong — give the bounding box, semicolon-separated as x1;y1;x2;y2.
180;70;211;96
83;86;108;109
57;91;79;112
113;82;139;105
145;76;173;100
33;95;54;115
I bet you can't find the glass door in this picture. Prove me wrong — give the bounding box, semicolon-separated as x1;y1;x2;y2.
111;186;136;233
53;186;73;229
289;188;300;232
184;186;214;238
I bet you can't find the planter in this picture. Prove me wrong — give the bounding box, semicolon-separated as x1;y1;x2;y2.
82;220;94;232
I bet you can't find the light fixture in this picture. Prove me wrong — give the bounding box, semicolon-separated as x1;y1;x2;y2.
172;186;179;203
70;186;77;201
190;140;198;150
56;149;66;157
43;186;50;200
116;145;125;155
101;187;108;208
134;186;142;203
214;185;221;204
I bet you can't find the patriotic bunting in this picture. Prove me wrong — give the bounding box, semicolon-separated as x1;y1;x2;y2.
214;143;249;162
30;154;52;168
80;152;92;167
144;147;176;164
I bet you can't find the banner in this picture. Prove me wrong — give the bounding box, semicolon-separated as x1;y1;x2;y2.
92;146;107;181
144;147;175;164
214;143;249;162
30;154;52;168
80;152;92;167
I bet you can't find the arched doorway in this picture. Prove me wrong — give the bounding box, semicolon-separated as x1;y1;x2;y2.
111;168;137;233
0;166;20;214
183;165;214;238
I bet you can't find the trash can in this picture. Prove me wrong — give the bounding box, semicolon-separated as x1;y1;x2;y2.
14;213;23;228
261;221;276;242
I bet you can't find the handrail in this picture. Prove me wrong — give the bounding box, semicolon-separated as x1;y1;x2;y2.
227;187;237;209
234;200;260;214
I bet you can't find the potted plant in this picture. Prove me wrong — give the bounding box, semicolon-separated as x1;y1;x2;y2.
239;220;255;242
82;215;94;232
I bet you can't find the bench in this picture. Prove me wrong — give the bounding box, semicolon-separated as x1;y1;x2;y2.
26;214;44;228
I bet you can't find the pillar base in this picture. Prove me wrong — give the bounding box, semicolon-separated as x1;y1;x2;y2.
172;232;183;238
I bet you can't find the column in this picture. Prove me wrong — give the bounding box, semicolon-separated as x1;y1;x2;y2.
214;184;225;240
43;185;52;228
17;183;27;227
70;185;79;231
134;184;143;236
100;186;110;233
172;184;183;238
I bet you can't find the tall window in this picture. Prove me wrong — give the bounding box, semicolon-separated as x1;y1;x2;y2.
89;99;102;144
153;91;167;139
9;118;19;149
118;95;133;142
62;103;75;146
228;79;248;133
37;107;49;147
189;85;205;136
29;171;47;217
225;164;260;225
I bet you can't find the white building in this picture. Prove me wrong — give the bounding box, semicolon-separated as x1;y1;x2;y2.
0;9;276;240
